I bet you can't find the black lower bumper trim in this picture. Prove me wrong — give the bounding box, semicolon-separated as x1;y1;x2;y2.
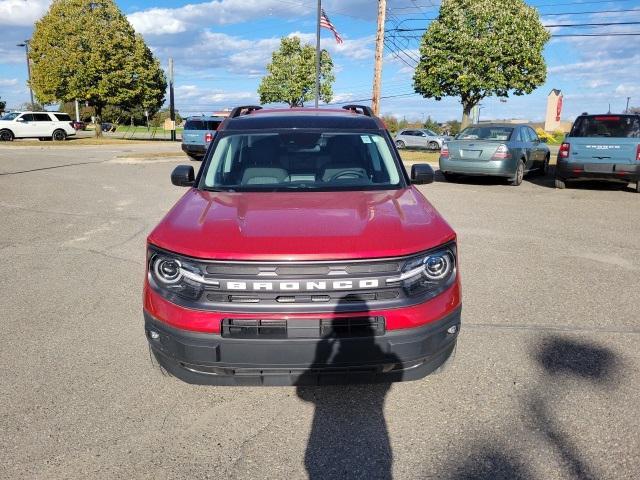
144;307;461;386
181;144;206;156
556;160;640;182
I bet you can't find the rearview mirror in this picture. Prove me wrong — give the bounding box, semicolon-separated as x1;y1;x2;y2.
411;164;435;185
171;165;195;187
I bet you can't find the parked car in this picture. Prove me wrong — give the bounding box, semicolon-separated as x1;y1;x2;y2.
101;122;116;133
144;105;461;385
439;124;550;186
0;111;76;141
181;116;225;160
72;120;86;131
555;113;640;192
394;129;452;150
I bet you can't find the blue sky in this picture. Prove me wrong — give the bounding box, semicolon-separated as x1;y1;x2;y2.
1;0;639;122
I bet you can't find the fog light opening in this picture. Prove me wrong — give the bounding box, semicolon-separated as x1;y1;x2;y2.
447;325;458;335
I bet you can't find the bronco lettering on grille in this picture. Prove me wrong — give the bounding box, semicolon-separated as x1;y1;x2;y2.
222;279;380;291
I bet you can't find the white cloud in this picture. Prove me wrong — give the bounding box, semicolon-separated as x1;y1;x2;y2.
128;0;311;36
0;0;49;27
0;78;18;86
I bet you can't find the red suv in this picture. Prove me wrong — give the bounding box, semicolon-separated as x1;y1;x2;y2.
144;105;461;385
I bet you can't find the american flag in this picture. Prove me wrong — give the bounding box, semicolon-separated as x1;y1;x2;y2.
320;9;343;44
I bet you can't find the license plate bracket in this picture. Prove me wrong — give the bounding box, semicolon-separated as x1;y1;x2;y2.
584;163;613;173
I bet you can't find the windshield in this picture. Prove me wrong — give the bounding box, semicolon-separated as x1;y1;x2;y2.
184;119;222;130
569;115;640;138
1;112;19;121
201;132;403;192
457;126;514;141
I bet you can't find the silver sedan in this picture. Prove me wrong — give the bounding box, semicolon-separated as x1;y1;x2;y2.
394;129;452;150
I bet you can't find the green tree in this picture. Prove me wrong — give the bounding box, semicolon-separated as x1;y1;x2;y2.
445;119;461;135
413;0;550;128
29;0;166;136
423;116;442;134
380;114;399;133
258;36;334;107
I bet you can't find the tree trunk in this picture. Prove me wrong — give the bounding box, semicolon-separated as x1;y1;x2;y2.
461;102;474;130
94;104;103;138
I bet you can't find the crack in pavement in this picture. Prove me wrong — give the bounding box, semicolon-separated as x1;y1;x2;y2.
0;159;109;176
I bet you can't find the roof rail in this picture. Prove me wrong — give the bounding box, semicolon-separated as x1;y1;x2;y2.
228;105;263;118
342;105;375;117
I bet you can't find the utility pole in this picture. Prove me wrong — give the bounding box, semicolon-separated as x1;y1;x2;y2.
168;57;176;141
16;40;34;110
371;0;387;116
74;99;80;122
626;97;631;113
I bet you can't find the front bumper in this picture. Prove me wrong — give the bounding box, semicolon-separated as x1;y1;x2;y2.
144;306;461;386
439;157;516;177
556;159;640;182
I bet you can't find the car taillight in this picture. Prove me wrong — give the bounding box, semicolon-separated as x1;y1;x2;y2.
205;132;213;143
491;144;511;160
636;144;640;161
440;144;449;159
559;143;570;159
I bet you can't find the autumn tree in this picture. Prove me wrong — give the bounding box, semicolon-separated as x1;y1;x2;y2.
29;0;166;135
258;36;334;107
413;0;550;128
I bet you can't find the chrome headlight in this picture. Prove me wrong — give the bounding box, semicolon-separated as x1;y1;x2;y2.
389;246;457;297
148;250;206;300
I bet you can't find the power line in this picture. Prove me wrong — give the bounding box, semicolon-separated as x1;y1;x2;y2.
388;21;640;32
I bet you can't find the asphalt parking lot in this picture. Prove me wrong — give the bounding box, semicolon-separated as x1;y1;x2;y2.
1;142;638;479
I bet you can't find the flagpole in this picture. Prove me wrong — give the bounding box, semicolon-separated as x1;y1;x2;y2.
315;0;321;108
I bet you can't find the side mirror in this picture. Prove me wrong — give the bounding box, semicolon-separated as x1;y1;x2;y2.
411;164;435;185
171;165;195;187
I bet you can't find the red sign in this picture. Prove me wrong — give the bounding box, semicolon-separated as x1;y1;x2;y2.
556;95;563;122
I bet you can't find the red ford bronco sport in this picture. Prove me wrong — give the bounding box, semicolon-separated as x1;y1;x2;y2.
144;105;461;385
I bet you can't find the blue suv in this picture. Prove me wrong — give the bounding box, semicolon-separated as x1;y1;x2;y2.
181;116;225;161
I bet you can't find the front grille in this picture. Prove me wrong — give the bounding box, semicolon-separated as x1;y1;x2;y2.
206;290;400;305
221;317;385;339
205;260;401;277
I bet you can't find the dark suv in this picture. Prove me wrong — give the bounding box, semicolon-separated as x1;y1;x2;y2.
144;105;461;385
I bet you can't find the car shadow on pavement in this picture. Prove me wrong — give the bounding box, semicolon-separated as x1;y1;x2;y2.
295;299;399;480
528;166;635;192
434;171;513;187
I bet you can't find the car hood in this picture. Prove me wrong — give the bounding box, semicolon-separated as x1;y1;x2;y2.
148;188;456;261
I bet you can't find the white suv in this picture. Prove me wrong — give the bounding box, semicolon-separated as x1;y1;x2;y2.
0;111;76;142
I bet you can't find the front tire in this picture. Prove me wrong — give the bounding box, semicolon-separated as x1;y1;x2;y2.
395;140;406;149
510;160;525;186
52;129;67;141
428;141;440;151
0;129;14;142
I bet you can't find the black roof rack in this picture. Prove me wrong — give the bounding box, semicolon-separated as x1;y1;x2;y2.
342;105;375;117
229;105;263;118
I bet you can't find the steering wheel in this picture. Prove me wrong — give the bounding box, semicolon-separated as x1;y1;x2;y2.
329;169;367;181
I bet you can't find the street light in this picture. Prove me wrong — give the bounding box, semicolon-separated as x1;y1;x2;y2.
16;40;34;110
